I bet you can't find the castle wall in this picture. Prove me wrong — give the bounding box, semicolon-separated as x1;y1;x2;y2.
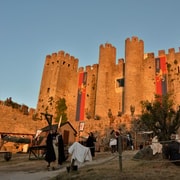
0;103;46;134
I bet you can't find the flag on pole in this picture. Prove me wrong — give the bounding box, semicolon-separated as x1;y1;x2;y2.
58;115;62;128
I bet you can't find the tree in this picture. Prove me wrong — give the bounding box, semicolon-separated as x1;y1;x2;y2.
135;94;180;141
55;98;68;124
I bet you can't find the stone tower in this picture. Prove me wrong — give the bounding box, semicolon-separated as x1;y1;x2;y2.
95;43;116;117
124;36;144;115
93;43;125;119
36;51;79;121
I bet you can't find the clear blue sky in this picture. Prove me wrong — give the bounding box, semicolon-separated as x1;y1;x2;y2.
1;0;180;108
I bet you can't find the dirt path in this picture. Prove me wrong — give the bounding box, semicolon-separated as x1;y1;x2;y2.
0;151;114;180
0;151;180;180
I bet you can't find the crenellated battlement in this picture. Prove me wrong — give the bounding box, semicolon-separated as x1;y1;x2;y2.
125;36;144;45
77;64;99;73
156;48;180;57
57;50;65;57
100;43;116;50
52;52;57;58
85;64;98;72
45;51;79;70
99;43;116;66
85;65;91;72
78;67;84;72
144;53;155;59
168;48;175;54
158;50;166;56
46;51;78;62
118;58;124;64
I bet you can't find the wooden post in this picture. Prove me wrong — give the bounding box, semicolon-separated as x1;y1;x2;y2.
118;136;122;172
135;131;137;150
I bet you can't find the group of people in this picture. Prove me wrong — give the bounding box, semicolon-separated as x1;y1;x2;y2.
45;127;134;170
45;129;97;170
45;127;66;170
109;130;134;152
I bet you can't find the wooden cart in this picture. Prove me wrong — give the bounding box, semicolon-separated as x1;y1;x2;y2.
0;135;31;161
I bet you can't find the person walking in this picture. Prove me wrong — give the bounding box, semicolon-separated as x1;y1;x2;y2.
126;132;134;150
56;128;66;167
86;132;96;157
45;129;56;170
109;130;117;153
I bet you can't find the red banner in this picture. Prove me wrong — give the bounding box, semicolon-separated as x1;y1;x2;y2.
155;56;167;96
76;72;87;121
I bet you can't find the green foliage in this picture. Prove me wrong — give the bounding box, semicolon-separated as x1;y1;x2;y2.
55;98;68;124
134;94;180;141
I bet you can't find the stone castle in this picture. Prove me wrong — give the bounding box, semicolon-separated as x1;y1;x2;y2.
36;36;180;136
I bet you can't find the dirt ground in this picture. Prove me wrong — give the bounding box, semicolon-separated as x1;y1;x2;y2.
0;150;180;180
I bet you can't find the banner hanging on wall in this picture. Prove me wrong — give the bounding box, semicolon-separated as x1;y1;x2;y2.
76;72;87;121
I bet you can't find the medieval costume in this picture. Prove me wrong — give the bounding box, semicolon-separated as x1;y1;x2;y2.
56;131;66;165
109;130;117;153
45;131;56;169
86;132;96;157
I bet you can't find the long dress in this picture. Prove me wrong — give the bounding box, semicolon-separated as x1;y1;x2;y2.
86;134;96;157
45;132;56;166
57;134;66;165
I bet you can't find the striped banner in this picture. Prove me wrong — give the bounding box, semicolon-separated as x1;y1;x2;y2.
76;72;87;121
155;56;167;95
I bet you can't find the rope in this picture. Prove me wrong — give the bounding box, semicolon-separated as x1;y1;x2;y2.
120;134;180;143
92;151;180;166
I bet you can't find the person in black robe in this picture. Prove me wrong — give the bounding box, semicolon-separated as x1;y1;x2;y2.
86;132;96;157
45;130;56;170
56;128;66;166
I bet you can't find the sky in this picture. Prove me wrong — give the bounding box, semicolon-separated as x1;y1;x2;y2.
1;0;180;109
